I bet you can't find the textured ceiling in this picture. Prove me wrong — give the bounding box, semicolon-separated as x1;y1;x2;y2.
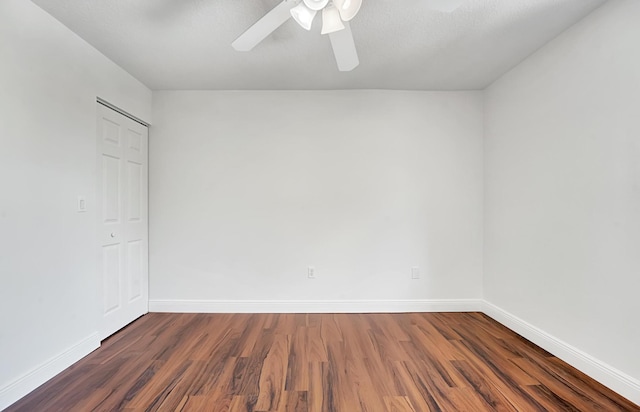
31;0;606;90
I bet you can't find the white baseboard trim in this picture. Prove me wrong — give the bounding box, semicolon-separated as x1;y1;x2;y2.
482;300;640;406
149;299;483;314
4;302;637;409
0;332;100;411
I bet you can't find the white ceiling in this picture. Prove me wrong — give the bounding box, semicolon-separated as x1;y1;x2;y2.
31;0;606;90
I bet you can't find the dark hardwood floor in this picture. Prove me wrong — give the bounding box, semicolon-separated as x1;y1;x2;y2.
6;313;639;411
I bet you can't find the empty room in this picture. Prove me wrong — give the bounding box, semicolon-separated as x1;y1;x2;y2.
1;0;639;410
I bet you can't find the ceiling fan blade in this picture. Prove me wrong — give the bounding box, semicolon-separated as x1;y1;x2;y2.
232;0;299;51
328;21;359;71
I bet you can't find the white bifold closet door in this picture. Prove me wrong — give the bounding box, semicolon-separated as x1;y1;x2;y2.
97;102;149;340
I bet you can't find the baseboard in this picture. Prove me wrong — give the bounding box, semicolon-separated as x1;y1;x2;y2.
149;299;483;314
482;300;640;405
0;332;100;411
5;302;637;409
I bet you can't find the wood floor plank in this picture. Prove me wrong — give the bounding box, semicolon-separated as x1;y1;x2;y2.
124;359;192;410
520;384;582;412
307;326;328;363
450;359;518;412
383;396;416;412
422;313;464;342
255;333;290;411
6;313;639;412
236;328;275;398
281;391;308;412
285;326;309;392
229;396;249;412
448;337;548;410
320;315;343;343
391;361;441;412
395;349;466;410
308;362;328;412
325;340;363;411
546;356;638;411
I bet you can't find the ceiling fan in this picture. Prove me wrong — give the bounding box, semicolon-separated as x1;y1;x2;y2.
232;0;361;71
231;0;465;72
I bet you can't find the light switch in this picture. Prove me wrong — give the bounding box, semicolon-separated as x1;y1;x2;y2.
77;196;87;212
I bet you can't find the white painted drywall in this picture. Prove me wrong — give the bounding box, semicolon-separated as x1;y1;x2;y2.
0;0;151;407
484;0;640;393
150;91;483;305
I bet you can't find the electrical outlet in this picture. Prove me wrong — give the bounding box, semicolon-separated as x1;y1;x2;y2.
411;267;420;279
308;266;316;279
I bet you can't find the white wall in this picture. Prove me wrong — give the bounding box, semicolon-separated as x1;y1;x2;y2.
150;90;483;311
484;0;640;402
0;1;151;408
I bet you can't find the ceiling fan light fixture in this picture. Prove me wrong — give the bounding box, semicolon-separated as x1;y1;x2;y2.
233;0;360;72
303;0;330;11
321;5;345;35
332;0;362;21
290;2;317;31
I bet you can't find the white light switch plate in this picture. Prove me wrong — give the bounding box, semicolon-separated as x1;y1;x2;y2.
77;196;87;212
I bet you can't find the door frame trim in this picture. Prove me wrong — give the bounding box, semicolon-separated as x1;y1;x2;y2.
97;98;150;127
